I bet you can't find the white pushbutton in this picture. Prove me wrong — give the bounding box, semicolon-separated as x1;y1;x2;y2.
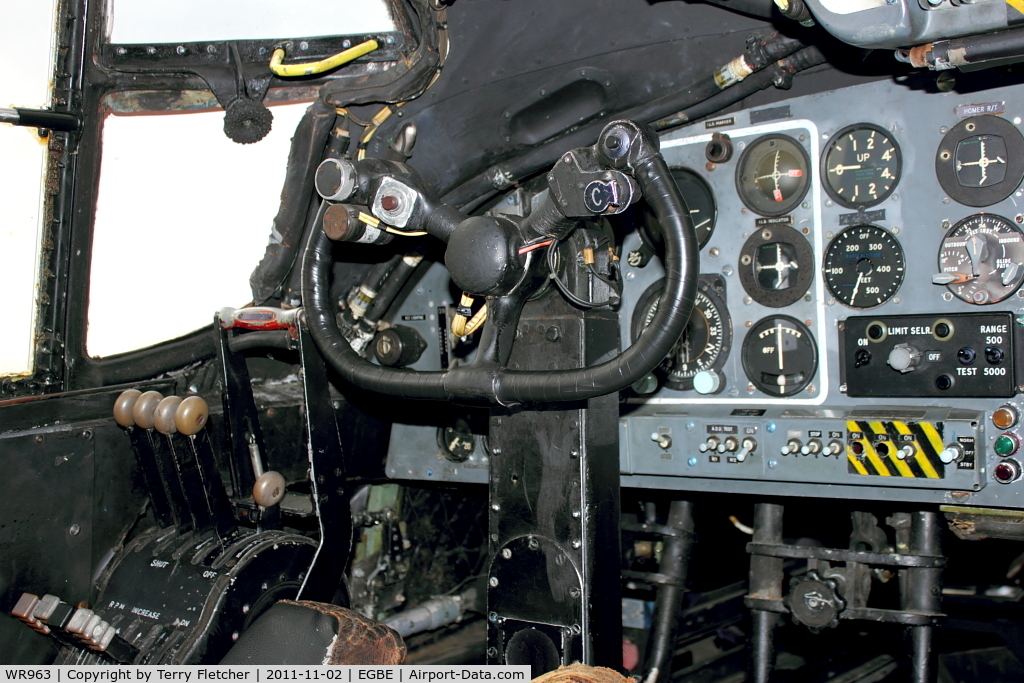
693;370;723;395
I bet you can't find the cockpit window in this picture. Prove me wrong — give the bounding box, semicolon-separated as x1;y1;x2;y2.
0;1;58;377
85;101;309;357
105;0;395;44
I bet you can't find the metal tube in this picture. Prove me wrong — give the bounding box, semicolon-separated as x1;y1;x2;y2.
643;500;696;683
904;511;943;683
748;503;784;683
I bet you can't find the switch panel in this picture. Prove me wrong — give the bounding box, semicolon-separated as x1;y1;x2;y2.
841;313;1021;398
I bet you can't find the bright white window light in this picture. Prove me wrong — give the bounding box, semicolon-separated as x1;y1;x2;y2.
0;0;57;377
106;0;395;45
87;102;309;357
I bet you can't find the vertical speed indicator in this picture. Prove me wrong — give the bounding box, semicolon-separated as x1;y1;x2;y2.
822;225;905;308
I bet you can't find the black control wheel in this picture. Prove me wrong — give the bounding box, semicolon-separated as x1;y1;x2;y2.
302;120;700;405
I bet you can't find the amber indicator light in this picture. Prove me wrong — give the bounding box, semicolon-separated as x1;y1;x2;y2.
992;405;1019;430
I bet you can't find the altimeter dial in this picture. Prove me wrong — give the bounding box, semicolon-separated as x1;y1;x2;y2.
823;225;905;309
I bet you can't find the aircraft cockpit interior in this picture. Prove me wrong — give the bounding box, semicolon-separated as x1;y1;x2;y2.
6;0;1024;680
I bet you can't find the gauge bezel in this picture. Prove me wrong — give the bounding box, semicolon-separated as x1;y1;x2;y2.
630;275;732;391
935;115;1024;208
735;133;812;217
822;224;905;309
738;223;815;308
820;123;902;209
937;212;1024;305
741;314;818;398
640;166;717;252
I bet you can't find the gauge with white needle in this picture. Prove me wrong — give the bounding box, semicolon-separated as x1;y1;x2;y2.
640;167;717;252
822;123;901;208
823;225;905;308
742;315;817;397
736;134;811;216
936;213;1024;304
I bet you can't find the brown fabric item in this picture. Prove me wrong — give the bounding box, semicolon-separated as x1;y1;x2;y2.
280;600;407;665
532;663;630;683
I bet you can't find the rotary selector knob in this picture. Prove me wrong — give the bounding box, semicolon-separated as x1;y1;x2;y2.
887;343;922;373
786;571;844;632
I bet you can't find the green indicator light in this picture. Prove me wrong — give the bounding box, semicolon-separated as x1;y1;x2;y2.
994;434;1018;457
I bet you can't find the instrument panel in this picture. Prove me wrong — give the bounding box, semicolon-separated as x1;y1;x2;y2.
385;78;1024;510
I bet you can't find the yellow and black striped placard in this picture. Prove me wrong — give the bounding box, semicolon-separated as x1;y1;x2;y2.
846;420;945;479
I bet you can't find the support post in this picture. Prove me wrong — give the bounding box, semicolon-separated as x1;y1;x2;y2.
748;502;784;683
903;511;943;683
486;296;622;674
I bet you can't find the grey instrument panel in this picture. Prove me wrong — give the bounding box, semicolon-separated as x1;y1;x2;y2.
385;78;1024;509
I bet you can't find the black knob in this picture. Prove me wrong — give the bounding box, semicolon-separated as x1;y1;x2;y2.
374;326;427;367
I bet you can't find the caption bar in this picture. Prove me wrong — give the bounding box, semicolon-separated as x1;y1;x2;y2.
1;668;532;683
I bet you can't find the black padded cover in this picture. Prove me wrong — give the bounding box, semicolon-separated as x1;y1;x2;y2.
220;600;406;665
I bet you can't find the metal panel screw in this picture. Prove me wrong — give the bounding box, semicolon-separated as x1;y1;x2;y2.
489;577;499;587
572;540;581;549
68;524;80;536
502;548;512;559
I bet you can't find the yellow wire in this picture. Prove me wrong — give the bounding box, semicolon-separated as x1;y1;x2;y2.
357;211;426;236
357;103;406;160
451;293;486;337
463;304;487;335
385;226;428;236
269;39;379;78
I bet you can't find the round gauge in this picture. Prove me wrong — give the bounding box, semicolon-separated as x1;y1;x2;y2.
934;213;1024;304
641;167;716;251
738;223;815;307
823;225;905;309
742;315;818;397
936;115;1024;207
822;124;901;208
631;276;732;391
736;134;811;216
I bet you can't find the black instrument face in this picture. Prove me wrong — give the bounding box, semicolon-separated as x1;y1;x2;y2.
822;124;901;208
935;213;1024;305
823;225;905;309
738;224;815;307
736;134;811;216
935;115;1024;207
641;167;717;251
741;315;818;397
631;276;731;390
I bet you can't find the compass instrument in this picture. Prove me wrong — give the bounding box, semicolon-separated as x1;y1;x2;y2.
741;315;818;397
631;275;731;391
822;124;901;208
738;223;815;307
823;225;905;309
935;115;1024;207
736;134;811;217
933;213;1024;304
